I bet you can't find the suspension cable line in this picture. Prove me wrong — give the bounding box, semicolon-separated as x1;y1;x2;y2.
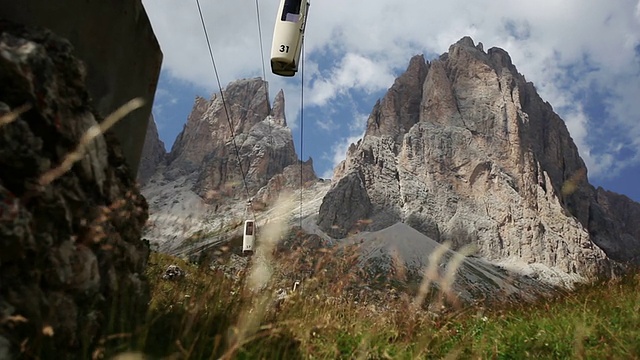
196;0;309;225
254;0;276;155
195;0;255;219
299;42;305;228
254;0;268;83
254;0;307;228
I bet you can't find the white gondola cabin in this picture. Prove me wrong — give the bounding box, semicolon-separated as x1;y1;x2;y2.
242;220;256;254
270;0;310;76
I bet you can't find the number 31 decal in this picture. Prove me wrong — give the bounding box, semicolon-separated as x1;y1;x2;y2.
279;45;290;53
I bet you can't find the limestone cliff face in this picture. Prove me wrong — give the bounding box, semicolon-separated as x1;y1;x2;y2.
0;22;149;358
319;37;640;279
137;114;166;186
252;157;318;207
140;79;319;252
165;80;302;203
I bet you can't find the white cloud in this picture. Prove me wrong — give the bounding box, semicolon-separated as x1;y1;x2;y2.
564;108;601;175
142;0;263;86
142;0;640;180
315;117;338;132
308;53;395;106
349;112;369;133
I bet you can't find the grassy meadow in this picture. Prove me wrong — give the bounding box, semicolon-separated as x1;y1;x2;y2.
100;249;640;360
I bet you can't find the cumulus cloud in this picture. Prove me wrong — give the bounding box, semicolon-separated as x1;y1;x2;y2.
308;53;395;106
142;0;640;179
315;117;338;132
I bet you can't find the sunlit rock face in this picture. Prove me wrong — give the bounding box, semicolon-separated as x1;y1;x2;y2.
0;22;149;358
319;36;640;279
138;79;320;253
165;80;302;202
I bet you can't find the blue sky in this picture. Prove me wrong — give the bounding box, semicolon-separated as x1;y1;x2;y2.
143;0;640;202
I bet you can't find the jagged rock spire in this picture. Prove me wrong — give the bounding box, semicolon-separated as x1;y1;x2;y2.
271;89;287;127
141;77;317;205
366;54;429;141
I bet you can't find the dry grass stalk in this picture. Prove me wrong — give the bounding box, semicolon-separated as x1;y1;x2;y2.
224;192;296;358
561;168;587;196
110;352;148;360
390;246;407;282
437;243;477;308
413;241;451;308
573;322;589;360
0;104;31;128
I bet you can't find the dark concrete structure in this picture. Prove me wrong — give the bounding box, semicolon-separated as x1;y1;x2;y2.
1;0;163;175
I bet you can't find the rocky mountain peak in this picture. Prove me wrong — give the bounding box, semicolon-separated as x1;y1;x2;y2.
141;77;317;210
487;47;514;70
139;77;324;254
318;36;640;280
270;89;287;127
455;35;476;48
165;77;272;176
366;54;428;141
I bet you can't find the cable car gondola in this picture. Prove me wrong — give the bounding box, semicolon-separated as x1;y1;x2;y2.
242;220;256;254
270;0;310;77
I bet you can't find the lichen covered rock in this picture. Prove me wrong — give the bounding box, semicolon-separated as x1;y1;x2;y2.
0;21;150;359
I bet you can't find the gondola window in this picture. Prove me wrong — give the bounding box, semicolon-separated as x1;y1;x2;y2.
245;222;254;235
281;0;302;22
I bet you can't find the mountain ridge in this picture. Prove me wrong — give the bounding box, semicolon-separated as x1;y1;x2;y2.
138;77;320;253
138;37;640;299
318;36;640;280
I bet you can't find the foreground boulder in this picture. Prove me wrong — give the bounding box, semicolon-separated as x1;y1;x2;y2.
0;21;150;359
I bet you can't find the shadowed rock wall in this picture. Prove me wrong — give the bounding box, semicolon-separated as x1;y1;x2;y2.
0;0;163;175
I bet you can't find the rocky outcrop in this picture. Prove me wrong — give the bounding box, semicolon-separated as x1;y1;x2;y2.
137;114;166;186
252;157;317;207
317;170;373;238
593;188;640;264
140;81;321;253
0;22;149;358
366;55;429;141
354;222;562;301
319;36;640;280
165;81;303;203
